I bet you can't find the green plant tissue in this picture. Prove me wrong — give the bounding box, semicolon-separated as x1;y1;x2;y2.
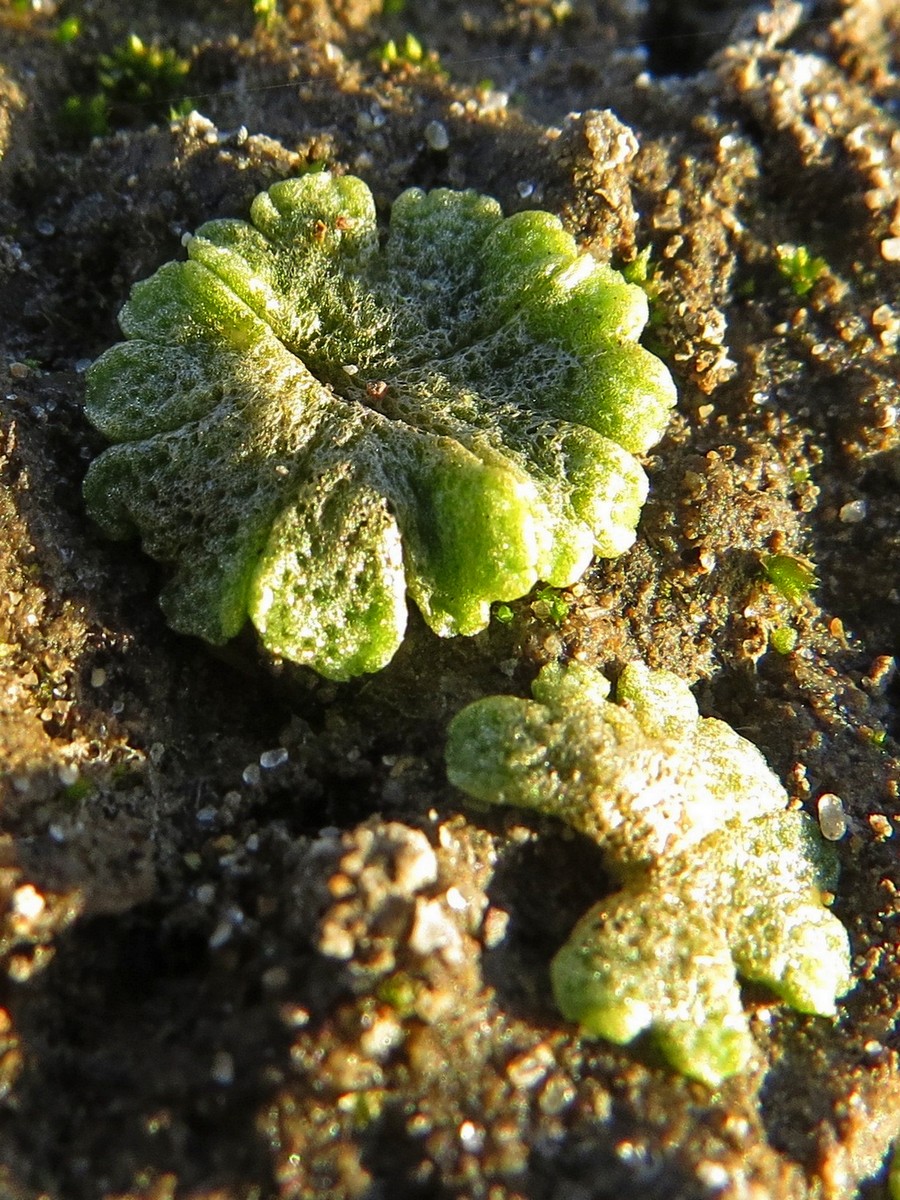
446;660;853;1086
84;173;675;678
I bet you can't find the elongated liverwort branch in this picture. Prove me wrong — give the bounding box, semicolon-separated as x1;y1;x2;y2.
84;173;675;678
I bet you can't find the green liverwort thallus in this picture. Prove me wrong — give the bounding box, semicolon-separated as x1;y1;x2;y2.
84;173;675;678
446;661;852;1086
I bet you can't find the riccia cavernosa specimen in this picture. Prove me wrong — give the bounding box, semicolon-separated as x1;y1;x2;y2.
83;173;675;678
446;660;852;1085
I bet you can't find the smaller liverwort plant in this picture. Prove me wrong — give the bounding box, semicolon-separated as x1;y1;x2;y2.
84;173;675;678
446;661;852;1086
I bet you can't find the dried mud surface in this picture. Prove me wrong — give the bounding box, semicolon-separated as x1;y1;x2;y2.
1;1;899;1198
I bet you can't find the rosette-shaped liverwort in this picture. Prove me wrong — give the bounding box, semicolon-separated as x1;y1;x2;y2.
446;661;852;1086
83;173;675;678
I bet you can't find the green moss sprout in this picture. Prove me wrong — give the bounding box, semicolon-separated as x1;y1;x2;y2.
98;35;190;108
55;16;81;45
761;552;817;605
775;243;827;297
61;33;191;139
252;0;281;29
531;585;570;626
768;625;798;655
60;93;110;141
446;660;852;1086
84;173;675;678
373;33;444;75
621;245;654;289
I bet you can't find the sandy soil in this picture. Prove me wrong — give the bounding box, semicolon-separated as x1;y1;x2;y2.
1;1;899;1197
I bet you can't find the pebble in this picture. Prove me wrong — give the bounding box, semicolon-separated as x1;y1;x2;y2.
11;885;44;922
210;1050;234;1085
424;120;449;152
260;747;289;769
506;1042;554;1090
817;793;848;841
839;499;867;523
458;1121;485;1153
408;897;463;962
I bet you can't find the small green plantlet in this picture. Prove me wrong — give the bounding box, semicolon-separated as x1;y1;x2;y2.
167;99;194;122
621;245;664;326
531;585;569;626
768;625;798;655
60;92;110;140
761;553;817;605
62;776;94;803
55;15;82;44
790;464;811;488
374;33;444;75
83;174;675;678
252;0;280;29
97;34;190;110
775;243;827;297
61;33;191;138
376;972;418;1017
446;661;852;1086
621;245;653;288
342;1087;386;1129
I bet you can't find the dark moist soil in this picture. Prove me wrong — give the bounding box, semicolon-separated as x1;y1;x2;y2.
1;1;900;1198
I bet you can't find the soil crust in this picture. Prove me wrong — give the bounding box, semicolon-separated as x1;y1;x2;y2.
1;2;899;1198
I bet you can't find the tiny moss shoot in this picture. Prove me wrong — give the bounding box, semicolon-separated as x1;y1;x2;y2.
61;33;191;138
621;245;655;290
252;0;281;29
446;661;852;1086
55;15;81;44
769;625;799;655
373;33;444;75
531;585;570;626
376;972;418;1017
775;243;828;297
84;174;676;678
60;93;110;140
761;553;817;605
98;35;190;106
